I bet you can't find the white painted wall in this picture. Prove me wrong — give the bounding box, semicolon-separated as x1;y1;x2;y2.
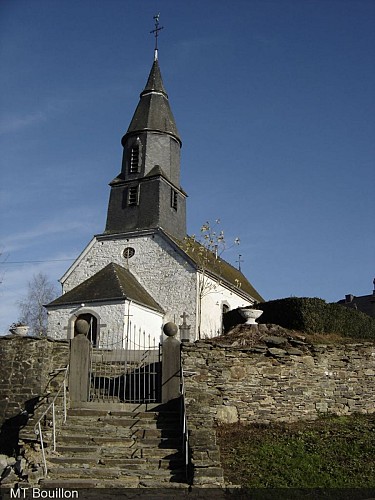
197;272;253;340
47;299;163;348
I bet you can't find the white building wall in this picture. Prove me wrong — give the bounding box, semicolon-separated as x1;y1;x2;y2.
47;299;163;347
198;273;253;340
60;232;197;333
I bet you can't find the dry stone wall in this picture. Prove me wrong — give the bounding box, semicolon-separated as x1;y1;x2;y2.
182;340;375;425
0;335;69;438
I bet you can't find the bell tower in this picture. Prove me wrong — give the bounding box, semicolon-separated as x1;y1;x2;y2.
105;21;187;240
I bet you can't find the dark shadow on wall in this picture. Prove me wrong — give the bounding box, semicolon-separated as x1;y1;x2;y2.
223;308;246;333
0;396;40;456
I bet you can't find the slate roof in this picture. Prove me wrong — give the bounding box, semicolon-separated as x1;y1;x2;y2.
47;263;164;313
169;235;264;303
124;59;181;144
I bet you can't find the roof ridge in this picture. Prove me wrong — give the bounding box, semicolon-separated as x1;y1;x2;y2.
110;262;127;296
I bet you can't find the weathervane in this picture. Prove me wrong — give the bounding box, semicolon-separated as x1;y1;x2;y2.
150;13;164;60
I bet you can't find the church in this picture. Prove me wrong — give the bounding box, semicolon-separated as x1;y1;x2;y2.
46;42;263;346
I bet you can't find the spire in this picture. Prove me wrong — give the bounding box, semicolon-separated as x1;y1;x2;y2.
142;59;168;97
122;14;180;144
123;58;181;145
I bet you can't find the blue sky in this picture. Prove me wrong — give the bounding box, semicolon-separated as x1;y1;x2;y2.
0;0;374;334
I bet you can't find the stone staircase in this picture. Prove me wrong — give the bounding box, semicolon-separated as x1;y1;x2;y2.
38;402;189;489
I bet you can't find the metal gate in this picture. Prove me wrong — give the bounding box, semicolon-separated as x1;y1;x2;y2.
88;325;161;404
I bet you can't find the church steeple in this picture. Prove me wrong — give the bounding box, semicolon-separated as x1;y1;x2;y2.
124;59;181;145
105;49;187;239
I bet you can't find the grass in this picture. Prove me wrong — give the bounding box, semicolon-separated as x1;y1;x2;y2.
217;413;375;489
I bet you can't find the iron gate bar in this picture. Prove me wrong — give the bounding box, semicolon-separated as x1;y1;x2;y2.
88;322;161;403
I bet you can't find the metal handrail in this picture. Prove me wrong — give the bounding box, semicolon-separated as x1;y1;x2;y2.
34;365;69;476
180;366;189;481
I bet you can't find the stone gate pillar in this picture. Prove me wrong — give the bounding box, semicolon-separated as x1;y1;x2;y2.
69;334;91;404
162;322;181;403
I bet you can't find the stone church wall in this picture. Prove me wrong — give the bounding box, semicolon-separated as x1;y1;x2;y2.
182;340;375;425
62;232;197;333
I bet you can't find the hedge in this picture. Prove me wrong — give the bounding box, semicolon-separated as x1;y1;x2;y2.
257;297;375;339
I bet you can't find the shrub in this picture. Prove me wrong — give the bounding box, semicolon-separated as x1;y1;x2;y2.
257;297;375;339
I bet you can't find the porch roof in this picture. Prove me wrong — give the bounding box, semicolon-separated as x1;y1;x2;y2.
46;262;164;313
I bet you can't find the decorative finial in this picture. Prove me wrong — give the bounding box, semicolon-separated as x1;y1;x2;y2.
150;13;164;61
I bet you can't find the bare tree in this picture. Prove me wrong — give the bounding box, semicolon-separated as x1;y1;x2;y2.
18;272;57;336
0;248;9;286
183;220;240;338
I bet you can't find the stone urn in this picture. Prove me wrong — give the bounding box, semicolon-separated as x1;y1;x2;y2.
10;325;29;336
239;307;263;325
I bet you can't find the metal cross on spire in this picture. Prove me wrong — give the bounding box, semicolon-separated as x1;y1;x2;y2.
150;13;164;61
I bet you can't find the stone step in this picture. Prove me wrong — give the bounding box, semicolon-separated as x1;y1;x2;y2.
65;416;179;427
133;428;180;439
98;457;185;470
48;455;100;466
59;419;179;432
46;466;125;479
45;465;185;482
138;480;190;488
56;435;136;447
56;444;101;454
138;448;181;459
54;445;180;460
93;446;181;460
57;432;179;447
69;402;164;412
40;476;140;488
67;408;179;419
48;455;185;470
56;446;136;460
132;437;181;448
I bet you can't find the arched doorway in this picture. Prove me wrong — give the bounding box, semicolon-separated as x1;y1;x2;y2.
74;313;98;347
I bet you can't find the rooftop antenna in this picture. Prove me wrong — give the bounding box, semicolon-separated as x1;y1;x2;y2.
150;13;164;61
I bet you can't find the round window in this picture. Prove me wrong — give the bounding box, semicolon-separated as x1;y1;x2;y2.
123;247;135;259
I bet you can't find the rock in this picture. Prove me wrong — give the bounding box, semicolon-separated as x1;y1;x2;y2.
15;458;26;476
7;456;16;466
290;339;308;347
1;468;18;485
216;406;238;424
0;455;8;478
268;347;288;357
287;348;304;356
263;336;288;347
